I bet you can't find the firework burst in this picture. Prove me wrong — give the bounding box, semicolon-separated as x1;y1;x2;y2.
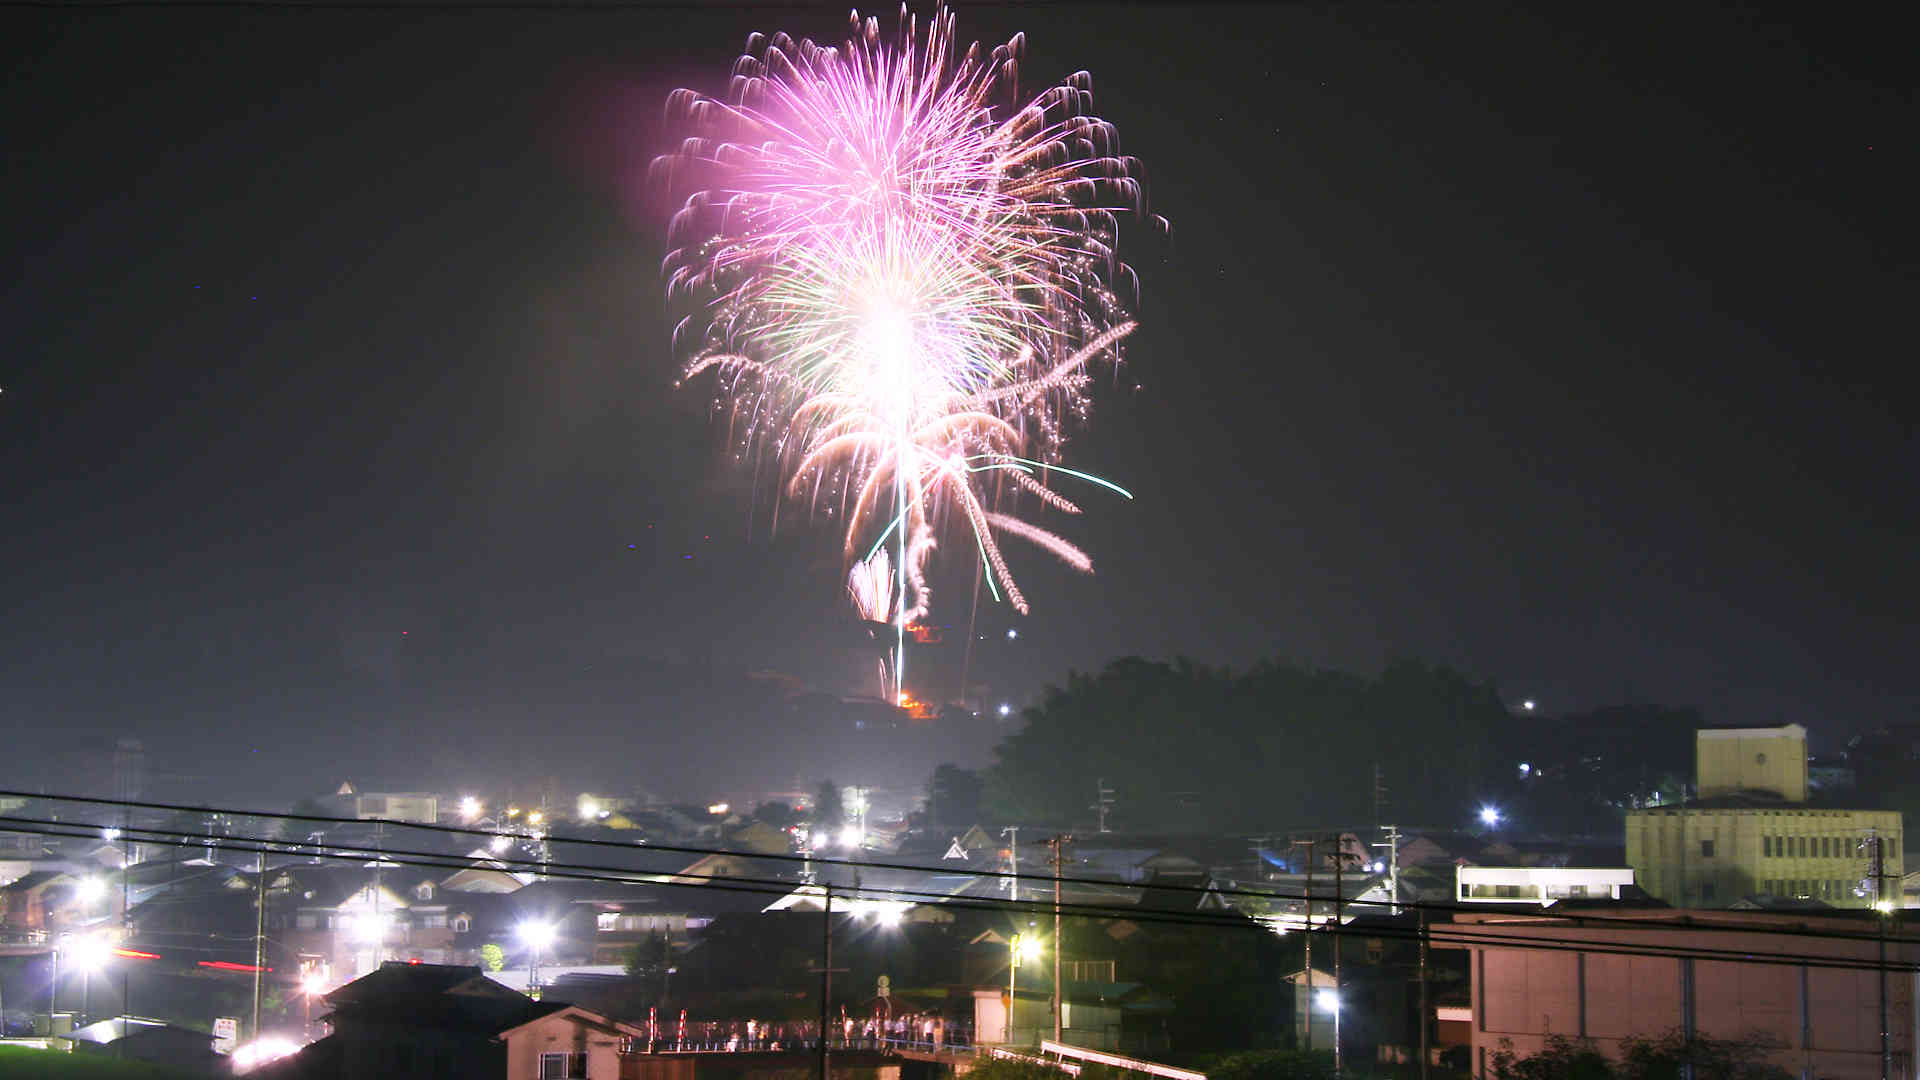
657;3;1155;639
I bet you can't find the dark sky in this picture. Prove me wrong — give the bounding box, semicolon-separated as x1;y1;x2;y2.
2;1;1911;804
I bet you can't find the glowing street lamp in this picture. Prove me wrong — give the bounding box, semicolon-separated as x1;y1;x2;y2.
520;921;556;995
838;826;865;849
1479;806;1502;828
459;796;482;821
997;703;1012;718
69;935;111;1024
1005;932;1034;1044
77;876;108;906
300;970;327;1038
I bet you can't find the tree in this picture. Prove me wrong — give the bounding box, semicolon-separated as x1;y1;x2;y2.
983;655;1521;831
751;801;800;831
926;764;984;829
479;943;505;973
1489;1031;1791;1080
811;781;845;834
625;932;671;977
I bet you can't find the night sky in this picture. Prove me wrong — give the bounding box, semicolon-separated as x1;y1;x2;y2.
3;2;1910;803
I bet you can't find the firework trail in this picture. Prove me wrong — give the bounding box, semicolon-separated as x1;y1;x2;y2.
658;3;1156;672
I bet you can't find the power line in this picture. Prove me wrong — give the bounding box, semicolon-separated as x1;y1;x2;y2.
7;788;1911;951
5;812;1914;976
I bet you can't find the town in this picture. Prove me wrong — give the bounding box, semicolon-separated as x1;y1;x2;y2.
4;705;1916;1078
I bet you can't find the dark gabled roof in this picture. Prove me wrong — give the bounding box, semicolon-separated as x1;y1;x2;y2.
1;870;70;892
326;992;569;1034
324;961;496;1006
321;961;569;1034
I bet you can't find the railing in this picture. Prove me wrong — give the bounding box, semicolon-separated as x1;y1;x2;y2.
1040;1041;1206;1080
627;1020;978;1055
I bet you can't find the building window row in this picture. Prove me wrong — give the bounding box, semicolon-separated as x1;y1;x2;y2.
1765;878;1858;901
1762;834;1896;859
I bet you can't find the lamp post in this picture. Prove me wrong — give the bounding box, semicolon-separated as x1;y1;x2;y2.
519;921;556;998
1006;933;1018;1044
301;971;325;1042
1005;930;1038;1045
72;936;110;1025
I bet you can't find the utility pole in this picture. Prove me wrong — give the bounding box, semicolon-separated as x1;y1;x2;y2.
1002;826;1020;898
1092;781;1114;834
1417;907;1430;1080
1377;824;1401;915
1333;846;1343;1076
1871;831;1890;1080
1291;837;1316;1053
1048;834;1070;1044
252;848;267;1041
819;884;833;1080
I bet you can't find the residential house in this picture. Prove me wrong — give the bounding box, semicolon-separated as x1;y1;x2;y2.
0;871;78;939
257;960;642;1079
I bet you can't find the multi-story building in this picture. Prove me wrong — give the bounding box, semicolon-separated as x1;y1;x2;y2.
1627;725;1901;908
1444;908;1919;1080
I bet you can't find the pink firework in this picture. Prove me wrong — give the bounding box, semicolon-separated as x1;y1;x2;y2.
657;3;1156;621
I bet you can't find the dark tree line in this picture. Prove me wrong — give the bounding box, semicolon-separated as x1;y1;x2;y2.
981;657;1514;832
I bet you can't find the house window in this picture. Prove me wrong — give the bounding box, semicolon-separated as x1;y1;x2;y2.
415;882;434;901
422;913;447;929
1762;837;1772;857
451;915;470;933
598;912;618;932
539;1051;588;1079
297;914;318;930
1700;839;1715;858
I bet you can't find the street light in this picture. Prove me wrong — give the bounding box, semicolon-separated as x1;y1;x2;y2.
519;921;556;996
1479;806;1502;828
1006;932;1034;1044
1314;988;1339;1013
70;935;111;1024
